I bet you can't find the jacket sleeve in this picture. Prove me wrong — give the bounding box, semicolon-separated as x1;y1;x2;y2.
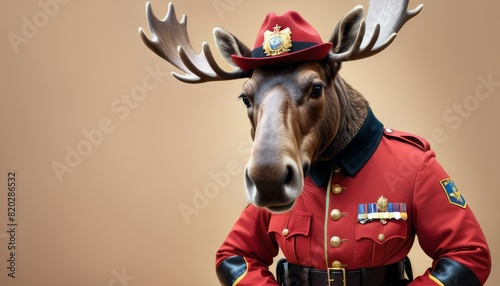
409;149;491;285
216;204;280;285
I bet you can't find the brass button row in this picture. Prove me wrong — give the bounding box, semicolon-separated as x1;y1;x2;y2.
331;184;344;195
331;260;342;268
330;236;347;248
330;209;345;221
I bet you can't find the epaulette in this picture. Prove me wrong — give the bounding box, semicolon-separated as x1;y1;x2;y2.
383;127;430;151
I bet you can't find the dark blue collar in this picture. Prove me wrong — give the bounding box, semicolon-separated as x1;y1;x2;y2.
309;109;384;187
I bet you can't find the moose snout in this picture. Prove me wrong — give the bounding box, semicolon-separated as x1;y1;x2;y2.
244;156;304;213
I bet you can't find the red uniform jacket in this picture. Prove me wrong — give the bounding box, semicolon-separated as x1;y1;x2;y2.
216;111;491;285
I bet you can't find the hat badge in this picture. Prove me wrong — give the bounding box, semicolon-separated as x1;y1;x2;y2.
262;24;292;57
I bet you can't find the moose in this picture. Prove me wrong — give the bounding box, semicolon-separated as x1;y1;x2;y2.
139;1;491;285
139;1;421;212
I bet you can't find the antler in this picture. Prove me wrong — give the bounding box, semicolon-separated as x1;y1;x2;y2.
330;0;423;62
138;2;248;83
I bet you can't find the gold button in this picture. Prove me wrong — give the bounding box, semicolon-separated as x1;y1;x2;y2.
330;209;342;221
334;167;341;173
282;228;290;236
332;260;342;268
378;234;385;242
330;236;342;247
332;184;343;195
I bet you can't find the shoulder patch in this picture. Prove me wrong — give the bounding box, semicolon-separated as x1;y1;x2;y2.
383;128;430;151
440;178;467;209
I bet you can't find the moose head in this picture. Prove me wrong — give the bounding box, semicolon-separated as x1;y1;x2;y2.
139;1;423;213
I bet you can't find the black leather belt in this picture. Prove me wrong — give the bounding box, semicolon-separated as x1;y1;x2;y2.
277;259;408;286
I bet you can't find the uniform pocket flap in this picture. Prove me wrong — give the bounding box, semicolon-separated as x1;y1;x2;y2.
268;212;312;239
356;220;407;245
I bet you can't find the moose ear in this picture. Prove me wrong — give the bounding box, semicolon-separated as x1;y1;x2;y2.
329;5;365;55
213;27;253;68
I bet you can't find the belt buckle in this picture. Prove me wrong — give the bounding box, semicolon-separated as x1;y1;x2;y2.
327;266;346;286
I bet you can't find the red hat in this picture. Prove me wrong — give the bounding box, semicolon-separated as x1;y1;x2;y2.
231;10;332;71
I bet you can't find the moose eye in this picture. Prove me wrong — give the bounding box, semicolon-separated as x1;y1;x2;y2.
238;93;252;108
310;83;324;98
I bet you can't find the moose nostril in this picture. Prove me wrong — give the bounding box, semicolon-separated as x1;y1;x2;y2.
283;165;294;186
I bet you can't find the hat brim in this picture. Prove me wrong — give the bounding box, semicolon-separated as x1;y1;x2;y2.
231;43;332;72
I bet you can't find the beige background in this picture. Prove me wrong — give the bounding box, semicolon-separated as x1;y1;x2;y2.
0;0;498;285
